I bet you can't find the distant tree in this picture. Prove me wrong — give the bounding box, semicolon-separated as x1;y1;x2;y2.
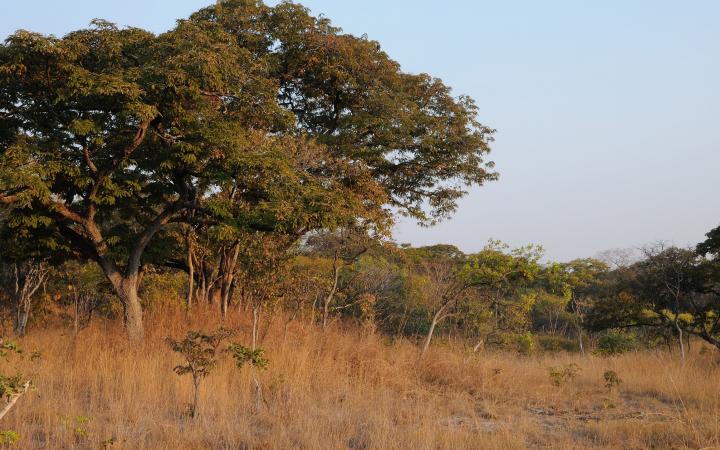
539;258;607;354
407;241;541;356
697;224;720;258
588;243;720;353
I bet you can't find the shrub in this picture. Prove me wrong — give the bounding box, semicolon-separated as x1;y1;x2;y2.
603;370;622;392
228;344;269;370
538;335;579;353
515;332;536;355
548;363;581;387
596;331;636;356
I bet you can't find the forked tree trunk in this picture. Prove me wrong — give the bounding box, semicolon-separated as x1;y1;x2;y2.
103;264;144;341
12;261;48;337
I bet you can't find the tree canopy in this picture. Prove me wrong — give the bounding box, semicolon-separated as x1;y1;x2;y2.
0;1;496;339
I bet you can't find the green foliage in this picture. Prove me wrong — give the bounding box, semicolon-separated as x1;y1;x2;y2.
515;332;536;356
538;335;579;353
0;341;22;360
166;328;234;379
1;0;495;339
0;430;20;445
596;331;636;356
166;327;234;419
0;374;24;399
59;415;91;440
548;363;581;387
227;344;269;370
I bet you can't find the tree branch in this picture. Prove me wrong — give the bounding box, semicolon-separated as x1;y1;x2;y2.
126;203;179;276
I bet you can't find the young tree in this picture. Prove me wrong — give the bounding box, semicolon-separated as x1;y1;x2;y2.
166;328;234;418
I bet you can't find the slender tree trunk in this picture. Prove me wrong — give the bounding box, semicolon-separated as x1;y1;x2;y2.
421;315;440;357
192;376;201;419
675;319;685;362
219;243;240;318
12;262;47;337
14;298;30;337
185;233;194;312
323;253;340;330
252;304;260;350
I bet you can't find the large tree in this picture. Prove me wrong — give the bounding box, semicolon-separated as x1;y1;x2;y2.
0;1;496;339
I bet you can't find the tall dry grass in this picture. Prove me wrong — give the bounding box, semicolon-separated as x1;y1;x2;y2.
2;307;719;449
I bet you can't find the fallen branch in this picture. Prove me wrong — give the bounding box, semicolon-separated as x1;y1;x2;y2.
0;381;30;421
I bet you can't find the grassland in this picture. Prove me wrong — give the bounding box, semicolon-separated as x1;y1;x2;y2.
3;308;719;449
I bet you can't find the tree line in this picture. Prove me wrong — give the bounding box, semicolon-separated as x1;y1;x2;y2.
1;1;718;358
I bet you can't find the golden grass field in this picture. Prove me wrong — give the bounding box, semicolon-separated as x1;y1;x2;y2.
2;308;719;449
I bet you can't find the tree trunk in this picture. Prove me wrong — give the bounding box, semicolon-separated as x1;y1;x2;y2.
103;265;144;341
14;298;29;337
675;319;685;362
420;299;453;358
577;326;585;356
12;262;47;337
252;304;260;350
421;316;440;357
185;233;194;312
119;278;144;342
219;243;240;318
323;254;340;330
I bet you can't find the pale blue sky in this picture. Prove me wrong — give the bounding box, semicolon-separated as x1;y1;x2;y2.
2;1;719;261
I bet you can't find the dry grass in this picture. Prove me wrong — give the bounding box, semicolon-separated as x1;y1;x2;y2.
2;308;719;449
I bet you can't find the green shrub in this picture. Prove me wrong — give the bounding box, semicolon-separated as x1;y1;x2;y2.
548;363;581;387
515;332;535;355
538;335;579;353
596;331;636;356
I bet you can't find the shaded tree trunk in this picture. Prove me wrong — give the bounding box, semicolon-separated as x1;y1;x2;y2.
322;251;340;330
11;261;48;337
185;230;195;312
102;262;144;341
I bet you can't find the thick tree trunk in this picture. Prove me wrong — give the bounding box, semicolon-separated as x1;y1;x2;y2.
118;278;144;342
103;264;144;341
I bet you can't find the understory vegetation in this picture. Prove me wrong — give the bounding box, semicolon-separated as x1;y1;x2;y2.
0;312;718;449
